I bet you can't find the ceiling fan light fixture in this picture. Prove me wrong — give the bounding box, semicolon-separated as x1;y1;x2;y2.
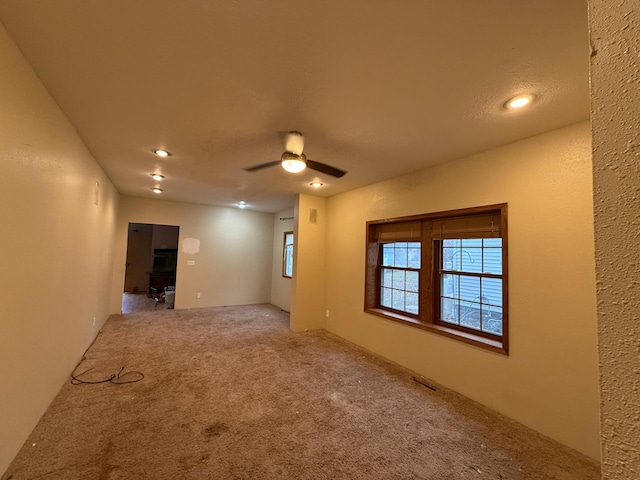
282;159;306;173
281;152;307;173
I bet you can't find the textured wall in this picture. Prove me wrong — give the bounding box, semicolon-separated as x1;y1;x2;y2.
325;123;601;459
0;23;119;476
589;1;640;477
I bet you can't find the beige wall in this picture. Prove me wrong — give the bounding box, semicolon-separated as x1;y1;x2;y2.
123;228;153;292
290;194;328;332
589;1;640;476
0;23;119;475
324;122;601;459
111;196;274;312
270;208;294;311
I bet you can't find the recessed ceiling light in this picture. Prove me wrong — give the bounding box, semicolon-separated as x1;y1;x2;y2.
150;173;165;181
503;93;537;110
153;149;171;157
152;187;163;194
238;201;248;209
310;182;323;188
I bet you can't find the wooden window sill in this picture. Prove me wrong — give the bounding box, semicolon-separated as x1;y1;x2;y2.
365;308;508;355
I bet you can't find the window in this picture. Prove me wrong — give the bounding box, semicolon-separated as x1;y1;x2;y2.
437;238;503;336
380;242;421;315
283;231;294;278
365;204;508;354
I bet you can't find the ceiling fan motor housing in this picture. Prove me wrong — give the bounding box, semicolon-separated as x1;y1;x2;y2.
285;131;304;155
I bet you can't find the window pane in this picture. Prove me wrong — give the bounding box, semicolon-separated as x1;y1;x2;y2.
459;275;481;302
405;270;419;293
381;287;392;308
459;300;481;330
441;273;458;298
483;247;502;275
283;232;294;278
392;269;405;290
482;305;502;335
483;238;502;248
407;247;421;268
408;242;421;248
395;246;408;267
382;244;394;266
461;247;482;273
461;238;482;247
443;247;460;270
392;290;405;311
441;297;458;324
443;239;460;247
481;277;502;307
381;268;393;288
406;293;419;314
284;245;293;276
441;270;502;335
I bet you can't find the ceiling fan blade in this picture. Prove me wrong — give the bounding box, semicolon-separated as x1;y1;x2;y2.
243;160;281;172
306;159;347;178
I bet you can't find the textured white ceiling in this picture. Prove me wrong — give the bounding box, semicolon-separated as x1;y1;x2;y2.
0;0;590;212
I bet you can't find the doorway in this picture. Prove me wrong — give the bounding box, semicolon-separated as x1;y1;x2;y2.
122;223;180;313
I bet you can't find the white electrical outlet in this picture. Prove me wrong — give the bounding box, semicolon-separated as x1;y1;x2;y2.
197;292;201;299
187;260;195;266
325;310;330;317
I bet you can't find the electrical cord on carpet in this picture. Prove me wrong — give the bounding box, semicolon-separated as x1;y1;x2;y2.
69;330;144;385
71;365;144;385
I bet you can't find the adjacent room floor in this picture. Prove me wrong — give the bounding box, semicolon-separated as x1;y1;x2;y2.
121;292;170;314
2;304;600;480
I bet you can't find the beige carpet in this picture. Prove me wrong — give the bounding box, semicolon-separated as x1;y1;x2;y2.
2;304;599;479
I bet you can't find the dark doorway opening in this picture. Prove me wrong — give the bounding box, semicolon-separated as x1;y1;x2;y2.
122;223;180;313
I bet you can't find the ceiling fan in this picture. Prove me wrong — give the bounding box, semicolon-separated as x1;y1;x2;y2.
243;131;347;178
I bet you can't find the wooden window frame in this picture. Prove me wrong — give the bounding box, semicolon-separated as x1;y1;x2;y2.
364;204;508;355
282;231;294;278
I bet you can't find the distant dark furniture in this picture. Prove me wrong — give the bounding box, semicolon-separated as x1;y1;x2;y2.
148;248;177;295
148;272;176;295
